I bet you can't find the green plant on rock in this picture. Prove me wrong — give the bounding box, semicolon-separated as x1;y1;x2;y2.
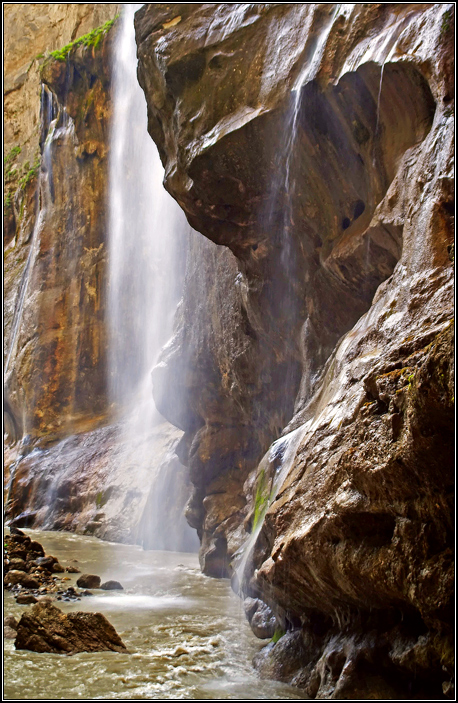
95;490;110;509
18;155;41;190
4;145;21;167
271;627;285;644
252;467;276;532
47;16;119;62
441;9;452;35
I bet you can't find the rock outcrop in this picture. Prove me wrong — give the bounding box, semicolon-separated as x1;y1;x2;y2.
5;416;196;551
15;601;126;654
135;3;454;697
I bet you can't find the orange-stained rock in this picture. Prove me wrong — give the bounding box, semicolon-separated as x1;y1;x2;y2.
4;25;117;444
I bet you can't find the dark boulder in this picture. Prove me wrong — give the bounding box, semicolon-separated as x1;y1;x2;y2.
100;580;123;591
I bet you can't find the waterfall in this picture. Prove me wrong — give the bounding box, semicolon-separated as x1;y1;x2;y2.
107;5;198;552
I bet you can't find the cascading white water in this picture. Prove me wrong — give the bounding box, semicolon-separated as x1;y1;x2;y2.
108;5;197;552
108;4;187;411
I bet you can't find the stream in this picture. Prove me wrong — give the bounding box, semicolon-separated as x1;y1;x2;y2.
4;530;306;700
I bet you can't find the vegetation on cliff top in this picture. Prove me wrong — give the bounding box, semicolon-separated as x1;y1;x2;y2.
47;16;119;63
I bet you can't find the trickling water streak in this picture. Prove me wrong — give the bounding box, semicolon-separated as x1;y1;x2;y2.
4;213;41;376
375;62;385;139
5;85;73;377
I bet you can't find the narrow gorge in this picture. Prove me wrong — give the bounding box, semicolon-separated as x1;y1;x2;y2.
4;3;454;700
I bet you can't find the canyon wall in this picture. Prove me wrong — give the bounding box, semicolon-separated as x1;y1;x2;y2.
4;4;120;441
135;3;454;698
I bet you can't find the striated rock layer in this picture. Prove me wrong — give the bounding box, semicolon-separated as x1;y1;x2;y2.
136;3;454;698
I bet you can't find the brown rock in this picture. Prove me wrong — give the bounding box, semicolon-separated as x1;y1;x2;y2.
33;556;57;570
65;565;80;574
14;601;126;654
4;615;18;631
28;541;45;556
7;558;27;571
52;562;65;573
4;570;36;587
16;593;39;605
76;574;101;589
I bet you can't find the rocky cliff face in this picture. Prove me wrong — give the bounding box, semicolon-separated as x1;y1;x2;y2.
4;4;120;442
136;3;454;697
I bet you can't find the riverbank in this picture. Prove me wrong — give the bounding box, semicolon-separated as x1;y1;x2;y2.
4;529;306;700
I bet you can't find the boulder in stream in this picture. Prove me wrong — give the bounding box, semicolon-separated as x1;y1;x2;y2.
4;615;19;639
15;602;127;654
4;570;40;589
16;593;39;605
76;574;101;589
100;580;123;590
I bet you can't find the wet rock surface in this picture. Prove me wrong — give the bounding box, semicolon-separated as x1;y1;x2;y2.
76;574;101;589
4;531;83;604
101;580;123;591
135;2;454;698
15;601;126;655
5;419;196;551
244;597;277;640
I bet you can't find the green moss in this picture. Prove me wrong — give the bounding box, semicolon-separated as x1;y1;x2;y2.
4;145;21;167
47;16;119;62
441;9;452;35
252;468;269;532
271;627;285;644
18;155;41;189
95;489;111;509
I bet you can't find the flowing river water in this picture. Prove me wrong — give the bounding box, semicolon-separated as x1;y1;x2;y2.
4;530;306;700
